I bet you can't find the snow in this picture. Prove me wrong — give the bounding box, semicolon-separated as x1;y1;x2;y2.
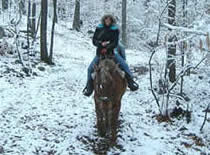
0;22;210;155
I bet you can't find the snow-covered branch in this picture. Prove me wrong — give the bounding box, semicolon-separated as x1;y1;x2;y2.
162;23;208;36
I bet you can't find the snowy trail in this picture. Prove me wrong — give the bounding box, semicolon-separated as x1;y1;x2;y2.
0;29;210;155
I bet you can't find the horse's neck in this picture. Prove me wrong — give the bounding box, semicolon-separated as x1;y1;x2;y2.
99;54;114;60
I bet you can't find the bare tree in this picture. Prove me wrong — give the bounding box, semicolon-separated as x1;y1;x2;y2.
167;0;176;82
72;0;80;31
40;0;48;62
122;0;127;46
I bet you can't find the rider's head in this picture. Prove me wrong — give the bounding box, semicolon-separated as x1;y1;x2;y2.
101;14;116;27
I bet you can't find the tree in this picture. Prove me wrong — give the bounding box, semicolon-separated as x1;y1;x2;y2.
31;1;36;37
40;0;48;62
27;0;31;51
2;0;8;10
72;0;80;31
49;0;57;64
122;0;127;46
167;0;176;82
180;0;188;94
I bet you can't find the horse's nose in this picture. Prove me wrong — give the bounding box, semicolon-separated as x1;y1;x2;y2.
100;84;103;89
99;96;110;103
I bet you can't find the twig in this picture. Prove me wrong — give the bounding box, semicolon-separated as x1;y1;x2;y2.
168;56;207;92
200;103;210;131
156;3;169;45
149;48;162;114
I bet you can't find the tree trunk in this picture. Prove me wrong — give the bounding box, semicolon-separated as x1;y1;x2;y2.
40;0;48;62
206;33;210;65
122;0;127;46
19;0;26;15
32;1;36;38
27;0;31;50
72;0;80;31
180;0;188;94
49;0;57;65
2;0;8;10
167;0;176;83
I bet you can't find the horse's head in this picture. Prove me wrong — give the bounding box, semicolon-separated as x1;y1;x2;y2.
94;59;117;102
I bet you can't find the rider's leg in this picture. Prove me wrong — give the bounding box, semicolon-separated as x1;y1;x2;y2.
118;42;126;60
83;56;100;96
114;51;139;91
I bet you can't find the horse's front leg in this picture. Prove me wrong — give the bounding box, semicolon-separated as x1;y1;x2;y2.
105;102;113;137
95;100;107;137
110;101;121;143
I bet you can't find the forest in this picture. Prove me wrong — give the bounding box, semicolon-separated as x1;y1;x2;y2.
0;0;210;154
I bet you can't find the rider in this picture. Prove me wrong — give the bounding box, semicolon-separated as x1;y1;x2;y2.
83;14;139;97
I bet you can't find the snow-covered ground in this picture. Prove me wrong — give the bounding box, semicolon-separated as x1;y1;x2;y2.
0;23;210;155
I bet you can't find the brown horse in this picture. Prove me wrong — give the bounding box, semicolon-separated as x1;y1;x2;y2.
93;58;127;141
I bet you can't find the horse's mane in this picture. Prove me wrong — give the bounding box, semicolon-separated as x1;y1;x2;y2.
98;59;116;71
97;58;125;83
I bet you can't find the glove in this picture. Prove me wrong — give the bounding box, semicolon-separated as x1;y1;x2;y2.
101;48;107;55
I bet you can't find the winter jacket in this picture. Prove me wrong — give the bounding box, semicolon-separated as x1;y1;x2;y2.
92;24;119;56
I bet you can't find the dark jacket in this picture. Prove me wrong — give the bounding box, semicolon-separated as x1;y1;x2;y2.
92;24;119;56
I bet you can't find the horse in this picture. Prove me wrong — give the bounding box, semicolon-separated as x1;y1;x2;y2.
93;56;127;141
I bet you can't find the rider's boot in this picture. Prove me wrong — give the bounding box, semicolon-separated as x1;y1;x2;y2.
83;79;94;97
126;74;139;91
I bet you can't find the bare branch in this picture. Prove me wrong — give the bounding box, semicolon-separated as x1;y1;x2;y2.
149;48;162;114
200;103;210;131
